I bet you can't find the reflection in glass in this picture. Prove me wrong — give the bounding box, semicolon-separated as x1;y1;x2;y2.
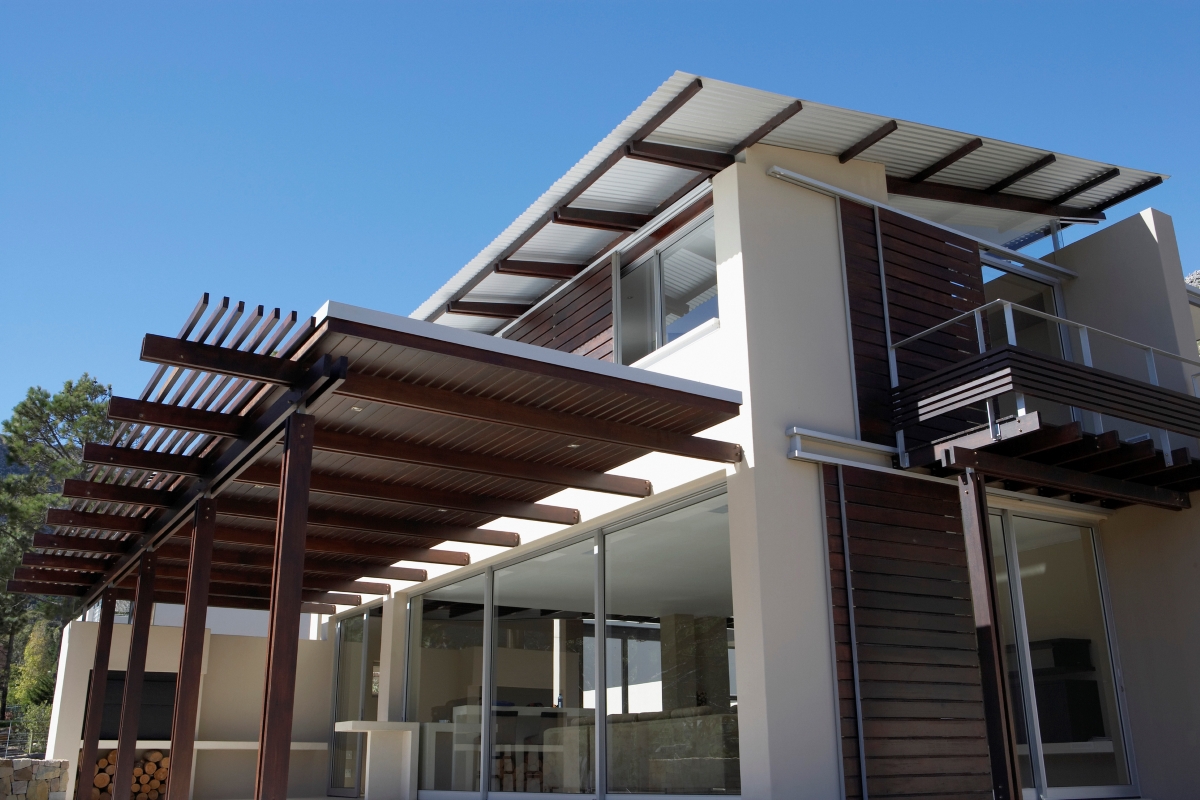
661;218;717;343
408;575;487;792
989;514;1036;791
1009;517;1130;788
604;494;739;794
329;607;383;796
490;539;596;793
620;260;657;366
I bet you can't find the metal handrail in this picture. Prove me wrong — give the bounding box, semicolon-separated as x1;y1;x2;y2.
890;299;1200;386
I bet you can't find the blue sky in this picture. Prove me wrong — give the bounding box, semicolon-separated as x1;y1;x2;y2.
2;2;1197;416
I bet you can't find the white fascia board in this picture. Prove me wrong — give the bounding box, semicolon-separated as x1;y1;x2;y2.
313;300;743;406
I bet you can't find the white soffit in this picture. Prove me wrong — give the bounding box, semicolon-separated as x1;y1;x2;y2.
415;72;1168;327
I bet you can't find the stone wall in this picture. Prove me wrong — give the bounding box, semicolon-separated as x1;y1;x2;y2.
0;759;68;800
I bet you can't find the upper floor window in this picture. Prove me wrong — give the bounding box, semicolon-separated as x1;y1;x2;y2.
618;215;717;365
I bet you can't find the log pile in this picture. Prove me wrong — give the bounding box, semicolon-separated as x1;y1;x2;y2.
90;750;170;800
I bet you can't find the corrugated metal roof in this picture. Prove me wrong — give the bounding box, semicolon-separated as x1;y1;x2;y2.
416;72;1168;330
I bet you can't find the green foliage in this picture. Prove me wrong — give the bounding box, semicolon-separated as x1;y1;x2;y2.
10;621;58;707
14;702;52;754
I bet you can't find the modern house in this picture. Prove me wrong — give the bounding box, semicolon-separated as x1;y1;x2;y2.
27;73;1199;800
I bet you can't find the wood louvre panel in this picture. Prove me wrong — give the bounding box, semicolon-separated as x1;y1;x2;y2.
840;201;988;447
825;465;994;798
503;263;614;361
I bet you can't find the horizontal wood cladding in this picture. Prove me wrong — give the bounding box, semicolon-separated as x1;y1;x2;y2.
502;263;614;361
827;465;994;799
840;200;988;447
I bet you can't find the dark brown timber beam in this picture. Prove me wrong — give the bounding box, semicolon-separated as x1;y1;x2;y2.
32;533;128;553
445;301;534;320
108;396;247;437
1088;175;1164;214
5;580;87;597
624;140;735;173
46;508;148;533
76;590;115;800
943;446;1189;511
495;260;587;280
336;373;743;463
113;552;156;800
150;562;390;596
62;478;174;508
215;497;517;547
14;568;95;585
141;333;307;384
909;137;983;183
731;100;803;154
885;177;1104;220
552;207;653;233
154;542;427;582
1050;167;1120;205
235;463;581;525
312;428;652;497
83;443;207;476
839;119;898;163
985;153;1056;194
120;574;361;606
23;552;111;571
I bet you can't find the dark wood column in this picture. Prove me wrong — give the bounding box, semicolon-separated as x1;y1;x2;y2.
166;498;216;800
76;589;116;800
113;552;157;800
958;468;1021;800
254;414;315;800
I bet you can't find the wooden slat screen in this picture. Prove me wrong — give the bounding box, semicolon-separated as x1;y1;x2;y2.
825;465;994;798
840;201;988;448
502;264;614;361
824;464;865;798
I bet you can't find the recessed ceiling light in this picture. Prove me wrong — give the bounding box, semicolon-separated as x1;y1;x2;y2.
351;406;364;412
253;484;265;490
437;508;447;512
567;443;581;448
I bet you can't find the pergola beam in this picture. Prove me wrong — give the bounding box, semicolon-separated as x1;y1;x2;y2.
885;177;1104;220
108;395;246;437
62;478;174;508
46;508;148;533
985;153;1056;194
83;442;207;476
336;373;743;463
445;301;533;320
235;463;581;525
552;207;653;232
839;119;898;163
624;140;735;173
1050;167;1120;205
154;542;427;582
141;333;306;385
495;260;587;280
731;100;804;154
909;137;983;183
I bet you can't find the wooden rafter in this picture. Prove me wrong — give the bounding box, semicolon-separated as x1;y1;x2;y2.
446;301;533;320
1050;167;1120;205
495;260;588;280
552;207;653;232
909;138;983;184
839;119;898;163
984;153;1056;194
624;140;734;173
731;100;804;154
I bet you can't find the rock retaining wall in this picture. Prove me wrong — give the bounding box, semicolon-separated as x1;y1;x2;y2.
0;759;68;800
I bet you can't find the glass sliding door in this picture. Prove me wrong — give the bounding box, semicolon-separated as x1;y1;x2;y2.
489;538;596;793
329;606;383;797
407;575;487;792
992;512;1133;798
603;493;738;794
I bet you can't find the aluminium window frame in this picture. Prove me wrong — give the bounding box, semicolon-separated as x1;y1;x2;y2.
993;508;1140;800
616;208;716;365
402;481;733;799
327;603;382;798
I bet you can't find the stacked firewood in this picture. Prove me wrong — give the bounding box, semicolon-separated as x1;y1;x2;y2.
90;750;170;800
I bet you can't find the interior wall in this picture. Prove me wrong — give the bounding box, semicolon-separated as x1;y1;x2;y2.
1095;503;1200;800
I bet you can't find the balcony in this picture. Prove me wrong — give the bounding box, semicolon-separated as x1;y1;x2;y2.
890;300;1200;509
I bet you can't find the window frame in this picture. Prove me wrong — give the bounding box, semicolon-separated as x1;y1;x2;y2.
993;508;1140;800
617;208;716;365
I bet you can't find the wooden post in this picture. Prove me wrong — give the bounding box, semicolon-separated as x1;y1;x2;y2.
76;589;116;800
254;414;315;800
166;498;216;800
113;552;157;800
958;468;1021;800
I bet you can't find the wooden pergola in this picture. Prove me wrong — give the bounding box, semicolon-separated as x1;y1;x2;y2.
11;296;741;800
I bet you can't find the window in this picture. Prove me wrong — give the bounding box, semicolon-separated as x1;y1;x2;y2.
990;512;1132;797
329;606;383;797
619;216;717;364
490;538;596;793
603;493;737;794
407;575;487;792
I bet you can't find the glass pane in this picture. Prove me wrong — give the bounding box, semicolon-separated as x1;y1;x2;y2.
661;218;717;343
982;267;1062;358
331;614;365;792
491;539;596;793
620;259;657;365
604;494;739;794
407;575;487;792
989;515;1036;791
1009;517;1130;788
365;606;383;722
